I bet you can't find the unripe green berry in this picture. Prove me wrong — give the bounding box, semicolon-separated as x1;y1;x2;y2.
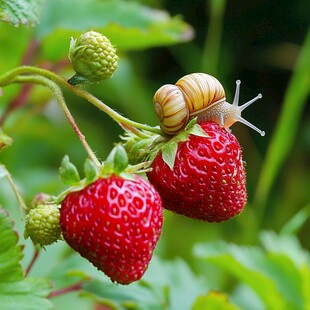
68;31;119;84
24;204;61;246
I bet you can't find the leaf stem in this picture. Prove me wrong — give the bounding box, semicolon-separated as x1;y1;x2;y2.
12;75;101;167
0;66;163;135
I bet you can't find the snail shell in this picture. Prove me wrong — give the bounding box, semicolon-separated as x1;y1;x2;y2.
153;73;265;136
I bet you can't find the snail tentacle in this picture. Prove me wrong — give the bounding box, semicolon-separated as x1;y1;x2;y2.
153;73;265;136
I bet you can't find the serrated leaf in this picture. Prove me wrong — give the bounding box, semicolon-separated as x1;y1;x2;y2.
192;291;240;310
59;155;81;185
0;0;44;26
162;140;178;170
0;209;53;309
35;0;194;60
0;208;23;282
0;278;53;310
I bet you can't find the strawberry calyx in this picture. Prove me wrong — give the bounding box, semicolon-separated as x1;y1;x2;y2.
53;144;150;204
122;118;209;170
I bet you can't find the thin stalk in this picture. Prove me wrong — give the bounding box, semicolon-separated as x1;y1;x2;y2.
48;281;86;299
254;27;310;222
0;66;163;135
25;247;40;276
201;0;227;75
13;75;101;167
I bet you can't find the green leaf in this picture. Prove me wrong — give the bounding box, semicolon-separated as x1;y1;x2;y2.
0;278;53;310
0;208;23;282
36;0;194;60
260;231;309;266
59;155;81;186
280;204;310;235
0;0;44;26
194;241;287;309
192;291;240;310
162;140;178;170
300;264;310;309
194;232;310;310
59;256;206;310
0;209;53;309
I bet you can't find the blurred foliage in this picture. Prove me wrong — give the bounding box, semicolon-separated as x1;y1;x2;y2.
0;0;310;309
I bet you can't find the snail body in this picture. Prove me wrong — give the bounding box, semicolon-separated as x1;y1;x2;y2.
153;73;265;136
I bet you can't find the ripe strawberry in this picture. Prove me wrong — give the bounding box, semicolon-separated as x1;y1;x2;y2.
60;174;163;285
147;121;246;222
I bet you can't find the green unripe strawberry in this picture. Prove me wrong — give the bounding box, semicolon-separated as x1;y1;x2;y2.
68;31;119;84
24;204;61;246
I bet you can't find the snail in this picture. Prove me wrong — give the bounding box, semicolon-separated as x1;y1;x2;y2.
153;73;265;136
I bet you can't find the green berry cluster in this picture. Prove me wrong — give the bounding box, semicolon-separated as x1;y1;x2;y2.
68;31;119;84
24;204;61;246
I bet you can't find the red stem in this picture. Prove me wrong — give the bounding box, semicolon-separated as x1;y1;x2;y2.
21;39;39;65
0;39;70;126
0;83;33;126
25;247;40;276
48;281;86;299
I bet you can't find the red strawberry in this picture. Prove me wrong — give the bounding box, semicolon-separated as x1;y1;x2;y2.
60;174;163;285
147;121;246;222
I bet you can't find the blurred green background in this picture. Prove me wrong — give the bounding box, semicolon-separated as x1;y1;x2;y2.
0;0;309;309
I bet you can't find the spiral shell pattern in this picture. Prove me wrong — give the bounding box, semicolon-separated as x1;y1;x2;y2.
153;73;226;135
153;84;189;135
176;73;226;117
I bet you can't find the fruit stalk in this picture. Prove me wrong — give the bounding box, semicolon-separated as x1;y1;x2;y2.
0;66;163;135
11;74;101;167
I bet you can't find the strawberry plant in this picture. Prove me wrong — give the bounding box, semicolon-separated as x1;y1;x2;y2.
0;1;309;310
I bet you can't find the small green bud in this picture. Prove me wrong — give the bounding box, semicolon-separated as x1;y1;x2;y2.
0;130;13;151
24;204;61;246
68;31;119;84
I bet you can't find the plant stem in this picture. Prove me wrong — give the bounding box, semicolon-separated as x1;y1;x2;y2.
0;66;163;135
0;83;33;126
254;27;310;223
25;247;40;276
201;0;227;75
48;281;86;299
12;75;101;167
